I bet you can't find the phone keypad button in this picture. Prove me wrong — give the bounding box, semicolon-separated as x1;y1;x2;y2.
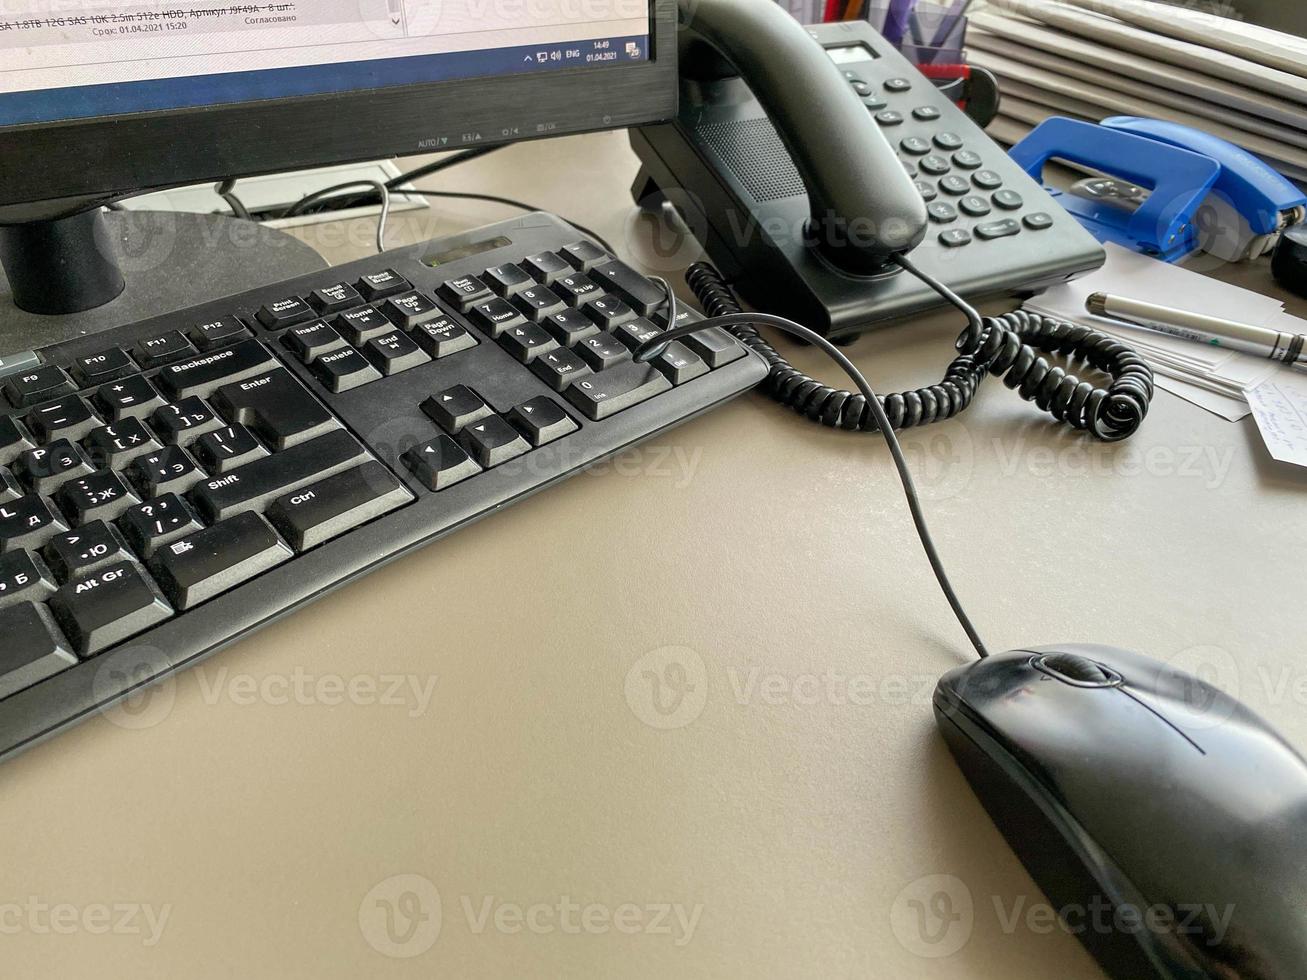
972;170;1004;191
912;106;942;121
993;189;1025;211
920;155;951;176
939;176;970;196
874;110;904;126
884;77;913;92
900;137;931;156
1024;212;1054;231
952;150;984;170
914;181;938;202
939;229;973;248
959;196;992;217
927;202;958;224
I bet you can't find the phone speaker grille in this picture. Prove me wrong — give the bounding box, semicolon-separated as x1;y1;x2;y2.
695;117;806;203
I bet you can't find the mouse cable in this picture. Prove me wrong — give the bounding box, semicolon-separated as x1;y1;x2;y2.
632;298;992;661
684;258;1154;441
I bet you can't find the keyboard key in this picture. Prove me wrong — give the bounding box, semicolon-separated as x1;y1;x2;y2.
512;285;566;323
49;560;172;656
82;418;160;470
309;282;362;314
684;327;747;368
976;218;1022;241
402;435;481;491
283;319;348;363
565;362;671;420
457;415;531;468
543;308;600;346
0;549;57;609
577;332;632;371
364;331;430;376
553;273;603;307
255;296;315;330
136;330;197;369
190;315;251;351
94;375;166;422
43;520;135;583
0;495;68;553
128;446;205;498
3;364;74;409
14;439;94;495
56;470;140;525
313;348;381;393
26;395;99;444
150;397;224;446
335;306;393;345
614;317;663;352
356;269;410;301
483;262;534;297
422;385;492;433
194;424;268;475
410;318;478;359
498;323;559;364
71;347;136;387
531;347;592;393
468;296;528;337
438;275;493;311
266;461;412;551
214;369;338;450
523;251;572;284
380;290;443;330
590;260;666;316
584;296;638;330
118;493;204;558
0;467;20;503
0;416;34;466
148;512;293;610
188;429;368;523
155;339;278;400
561;240;608;271
0;603;76;698
652;342;710;385
507;397;578;447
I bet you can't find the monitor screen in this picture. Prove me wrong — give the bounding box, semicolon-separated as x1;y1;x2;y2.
0;0;651;127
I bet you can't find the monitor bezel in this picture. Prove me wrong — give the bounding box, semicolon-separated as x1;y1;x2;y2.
0;0;676;224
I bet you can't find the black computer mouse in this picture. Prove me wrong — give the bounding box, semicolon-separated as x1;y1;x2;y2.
933;643;1307;979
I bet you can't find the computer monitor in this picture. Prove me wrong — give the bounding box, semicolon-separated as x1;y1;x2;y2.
0;0;676;314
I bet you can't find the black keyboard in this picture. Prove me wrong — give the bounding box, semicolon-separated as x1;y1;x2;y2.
0;213;766;762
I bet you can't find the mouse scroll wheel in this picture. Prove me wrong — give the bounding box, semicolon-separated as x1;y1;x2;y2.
1036;653;1118;686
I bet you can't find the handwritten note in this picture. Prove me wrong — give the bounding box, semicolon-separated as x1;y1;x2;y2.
1245;377;1307;469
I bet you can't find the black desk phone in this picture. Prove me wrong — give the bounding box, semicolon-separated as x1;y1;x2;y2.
630;5;1106;339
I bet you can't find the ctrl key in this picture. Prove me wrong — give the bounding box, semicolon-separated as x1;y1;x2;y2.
267;461;413;551
0;602;77;698
48;561;172;657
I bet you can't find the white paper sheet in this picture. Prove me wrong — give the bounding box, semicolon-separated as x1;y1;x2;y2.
1245;377;1307;468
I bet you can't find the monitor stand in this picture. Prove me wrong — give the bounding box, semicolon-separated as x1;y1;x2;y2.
0;209;328;355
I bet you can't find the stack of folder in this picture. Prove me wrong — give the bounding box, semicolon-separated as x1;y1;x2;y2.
968;0;1307;186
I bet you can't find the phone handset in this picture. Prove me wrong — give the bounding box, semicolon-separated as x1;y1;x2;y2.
677;0;928;274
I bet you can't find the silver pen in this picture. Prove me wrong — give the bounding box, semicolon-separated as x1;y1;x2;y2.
1087;292;1306;371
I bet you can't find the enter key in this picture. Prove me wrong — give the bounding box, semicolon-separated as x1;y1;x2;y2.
213;368;338;450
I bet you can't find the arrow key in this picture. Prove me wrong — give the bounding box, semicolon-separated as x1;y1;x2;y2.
457;415;530;468
508;397;577;447
421;384;492;433
402;435;481;491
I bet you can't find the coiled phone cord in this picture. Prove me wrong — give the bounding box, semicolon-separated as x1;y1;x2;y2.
683;257;1156;441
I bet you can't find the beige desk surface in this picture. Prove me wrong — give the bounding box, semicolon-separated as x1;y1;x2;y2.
7;132;1306;979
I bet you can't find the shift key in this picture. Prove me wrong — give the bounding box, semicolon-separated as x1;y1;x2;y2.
189;429;369;523
148;512;293;610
